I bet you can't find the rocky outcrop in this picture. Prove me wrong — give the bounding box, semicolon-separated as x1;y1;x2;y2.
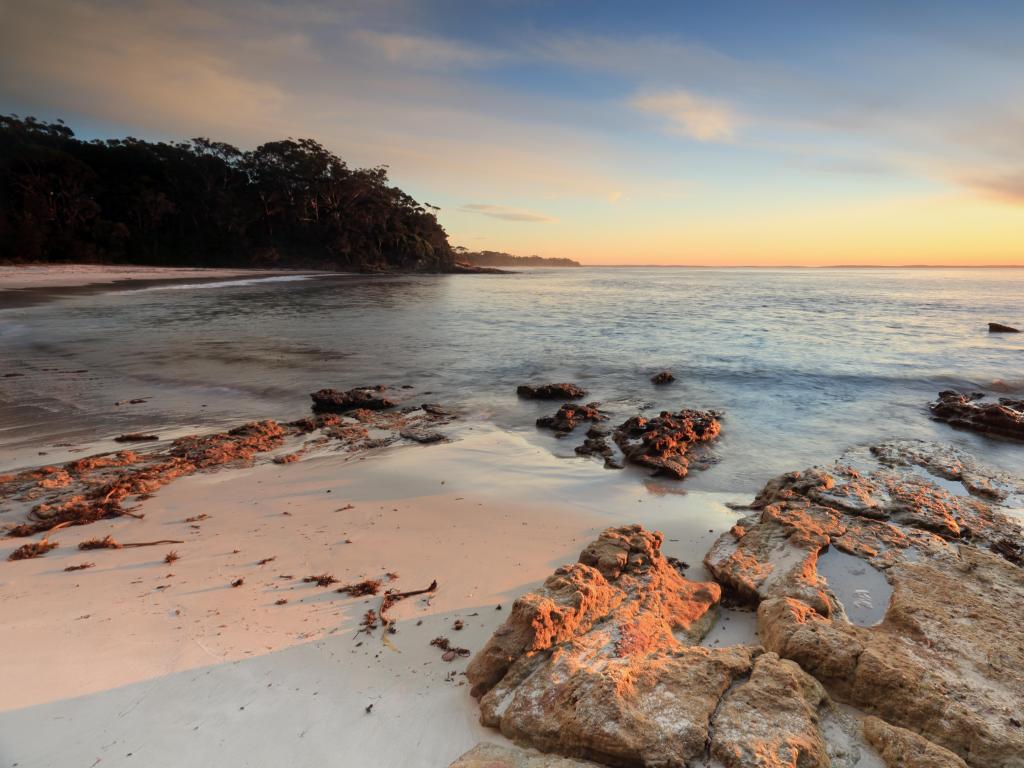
517;383;587;400
988;322;1020;333
706;447;1024;767
449;743;601;767
310;386;395;413
536;403;606;435
613;408;721;479
650;371;674;385
469;526;734;765
869;438;1024;503
574;426;622;470
862;715;968;768
709;652;830;768
929;390;1024;441
467;525;884;768
3;401;453;544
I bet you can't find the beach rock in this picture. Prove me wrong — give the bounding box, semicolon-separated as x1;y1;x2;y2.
2;421;287;537
517;383;587;400
613;408;721;479
448;743;602;767
398;428;445;444
988;322;1020;333
707;448;1024;767
862;715;968;768
287;413;341;433
113;433;159;443
709;652;830;768
420;402;451;416
467;525;720;697
929;390;1024;441
470;525;725;766
869;438;1024;503
573;426;621;469
468;525;885;767
310;386;395;413
536;402;606;435
650;370;675;385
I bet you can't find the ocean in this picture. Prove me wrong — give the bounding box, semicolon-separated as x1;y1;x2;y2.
2;267;1022;488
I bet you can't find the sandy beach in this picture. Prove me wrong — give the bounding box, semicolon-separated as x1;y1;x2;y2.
0;264;322;311
0;264;300;290
0;418;751;768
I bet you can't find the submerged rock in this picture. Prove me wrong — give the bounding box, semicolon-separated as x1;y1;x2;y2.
929;390;1024;441
574;426;622;470
517;383;587;400
988;322;1020;333
398;428;446;444
536;402;606;435
612;408;721;479
650;370;675;385
310;386;395;413
706;446;1024;767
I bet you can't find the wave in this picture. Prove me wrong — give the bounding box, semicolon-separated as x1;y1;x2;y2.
122;274;319;293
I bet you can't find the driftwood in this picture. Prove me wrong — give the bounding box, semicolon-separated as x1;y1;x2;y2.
78;536;183;550
380;579;438;626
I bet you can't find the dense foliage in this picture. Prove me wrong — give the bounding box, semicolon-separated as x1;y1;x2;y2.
0;116;454;271
455;248;580;267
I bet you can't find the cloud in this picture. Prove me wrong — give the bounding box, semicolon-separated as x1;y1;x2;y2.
0;0;305;137
961;171;1024;204
628;90;739;142
459;204;557;222
355;30;502;68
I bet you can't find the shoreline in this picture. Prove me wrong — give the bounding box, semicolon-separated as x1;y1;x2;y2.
0;265;327;309
0;420;750;767
0;387;1021;766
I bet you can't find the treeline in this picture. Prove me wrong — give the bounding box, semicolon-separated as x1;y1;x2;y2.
455;248;580;267
0;116;454;272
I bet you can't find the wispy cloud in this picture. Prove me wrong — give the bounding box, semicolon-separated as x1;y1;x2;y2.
459;204;556;222
355;30;502;68
628;90;738;142
961;170;1024;204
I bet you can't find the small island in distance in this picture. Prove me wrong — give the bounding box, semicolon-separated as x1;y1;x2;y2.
454;247;581;268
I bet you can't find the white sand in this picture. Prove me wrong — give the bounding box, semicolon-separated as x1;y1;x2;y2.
0;264;304;290
0;424;750;767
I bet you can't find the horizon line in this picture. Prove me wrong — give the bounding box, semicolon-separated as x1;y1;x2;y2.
572;263;1024;269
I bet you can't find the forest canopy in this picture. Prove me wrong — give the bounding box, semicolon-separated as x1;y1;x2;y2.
0;116;454;272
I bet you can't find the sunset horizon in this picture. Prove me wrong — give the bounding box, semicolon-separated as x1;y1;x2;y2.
3;1;1023;266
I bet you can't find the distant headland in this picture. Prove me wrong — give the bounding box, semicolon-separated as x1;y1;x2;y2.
453;248;581;268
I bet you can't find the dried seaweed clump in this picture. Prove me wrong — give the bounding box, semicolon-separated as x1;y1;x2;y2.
337;579;382;597
8;538;58;561
303;573;337;587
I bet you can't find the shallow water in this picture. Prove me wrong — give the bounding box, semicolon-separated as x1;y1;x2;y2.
1;267;1023;487
817;548;893;626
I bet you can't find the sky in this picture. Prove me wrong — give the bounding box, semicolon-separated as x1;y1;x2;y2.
2;0;1023;265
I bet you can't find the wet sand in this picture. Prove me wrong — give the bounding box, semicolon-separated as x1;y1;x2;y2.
0;264;316;308
0;424;750;768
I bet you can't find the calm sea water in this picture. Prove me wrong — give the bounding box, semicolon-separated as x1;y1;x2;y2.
1;268;1023;489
